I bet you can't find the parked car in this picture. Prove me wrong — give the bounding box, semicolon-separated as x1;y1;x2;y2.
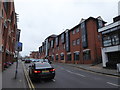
4;62;9;68
25;59;31;63
29;62;55;80
8;61;12;66
31;59;40;62
37;59;52;64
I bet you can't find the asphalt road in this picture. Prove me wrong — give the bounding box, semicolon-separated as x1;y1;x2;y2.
24;62;120;88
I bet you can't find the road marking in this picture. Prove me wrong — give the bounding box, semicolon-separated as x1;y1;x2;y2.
107;82;120;87
22;62;35;90
57;65;86;77
65;70;86;77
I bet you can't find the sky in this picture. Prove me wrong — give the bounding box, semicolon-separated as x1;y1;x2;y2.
14;0;119;57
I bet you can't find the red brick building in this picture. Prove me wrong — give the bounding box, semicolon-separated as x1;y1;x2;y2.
0;1;19;70
30;51;39;59
38;16;106;64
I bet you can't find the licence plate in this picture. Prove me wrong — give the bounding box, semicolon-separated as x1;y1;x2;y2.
42;70;49;73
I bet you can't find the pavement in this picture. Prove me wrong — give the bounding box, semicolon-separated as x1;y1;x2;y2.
2;60;28;89
58;62;120;77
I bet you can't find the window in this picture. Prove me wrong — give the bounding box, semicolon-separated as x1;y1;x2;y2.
83;50;91;60
98;20;103;29
51;55;54;61
3;2;9;13
74;52;80;61
58;47;59;50
51;40;54;48
56;37;59;46
72;30;75;34
2;10;4;17
67;53;72;61
61;33;65;43
72;40;76;46
56;55;58;60
103;35;112;47
111;34;119;45
81;22;88;48
65;30;70;52
60;53;64;60
76;28;79;33
76;38;80;45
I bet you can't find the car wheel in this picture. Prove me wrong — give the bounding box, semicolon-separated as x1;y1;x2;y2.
50;76;54;80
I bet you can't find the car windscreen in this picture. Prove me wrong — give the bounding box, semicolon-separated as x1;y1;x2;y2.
35;62;52;69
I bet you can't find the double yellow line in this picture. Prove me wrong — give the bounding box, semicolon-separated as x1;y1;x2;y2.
22;62;35;90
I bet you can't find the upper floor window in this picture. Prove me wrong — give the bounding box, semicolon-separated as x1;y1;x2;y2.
2;10;4;17
72;40;76;46
51;40;54;48
76;28;79;33
61;33;65;43
103;35;112;47
76;38;80;45
111;34;119;45
55;37;59;46
98;20;103;29
72;30;75;34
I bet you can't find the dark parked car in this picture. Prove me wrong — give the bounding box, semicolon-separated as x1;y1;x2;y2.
25;59;31;63
37;59;52;64
4;62;9;68
29;62;55;80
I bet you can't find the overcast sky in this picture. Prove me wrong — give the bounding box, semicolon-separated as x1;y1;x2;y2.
14;0;119;57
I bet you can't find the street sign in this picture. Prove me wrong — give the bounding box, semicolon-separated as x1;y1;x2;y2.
16;42;23;51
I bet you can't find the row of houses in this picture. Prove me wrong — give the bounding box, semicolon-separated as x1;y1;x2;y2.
0;1;20;70
30;15;120;69
38;16;106;64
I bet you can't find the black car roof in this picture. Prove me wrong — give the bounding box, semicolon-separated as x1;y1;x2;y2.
34;62;52;69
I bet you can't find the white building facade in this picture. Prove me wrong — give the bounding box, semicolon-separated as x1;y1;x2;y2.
98;15;120;69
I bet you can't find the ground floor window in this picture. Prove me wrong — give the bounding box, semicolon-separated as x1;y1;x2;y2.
83;50;91;60
74;52;80;61
51;55;54;61
67;53;72;61
60;53;64;60
56;55;58;60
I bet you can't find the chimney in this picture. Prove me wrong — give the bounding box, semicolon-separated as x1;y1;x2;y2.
113;1;120;22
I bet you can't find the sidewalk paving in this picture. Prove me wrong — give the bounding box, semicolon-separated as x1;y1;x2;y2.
2;61;28;89
55;62;120;77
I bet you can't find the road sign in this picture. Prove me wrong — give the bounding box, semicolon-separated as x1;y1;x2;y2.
16;42;23;51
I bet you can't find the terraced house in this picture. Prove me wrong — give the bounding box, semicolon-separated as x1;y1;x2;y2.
0;1;19;70
39;16;106;64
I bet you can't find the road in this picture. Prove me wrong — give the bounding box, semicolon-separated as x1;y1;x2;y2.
24;62;120;88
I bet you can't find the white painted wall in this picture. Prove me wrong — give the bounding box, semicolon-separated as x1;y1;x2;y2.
101;48;108;67
101;45;120;67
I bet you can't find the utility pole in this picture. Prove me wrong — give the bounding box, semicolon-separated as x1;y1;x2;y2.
15;50;19;79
